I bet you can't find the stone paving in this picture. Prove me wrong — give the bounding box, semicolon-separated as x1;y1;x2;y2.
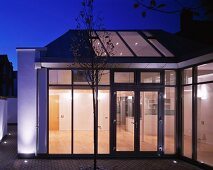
0;126;204;170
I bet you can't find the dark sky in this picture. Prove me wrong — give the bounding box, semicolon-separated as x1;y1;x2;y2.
0;0;200;70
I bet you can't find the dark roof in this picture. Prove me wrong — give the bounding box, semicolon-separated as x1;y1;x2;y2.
43;29;212;63
148;30;212;61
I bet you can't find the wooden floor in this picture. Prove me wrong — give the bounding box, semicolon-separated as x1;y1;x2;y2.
49;130;213;166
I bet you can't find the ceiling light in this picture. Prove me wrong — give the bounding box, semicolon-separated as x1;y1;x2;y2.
135;42;138;46
120;52;123;56
8;133;11;135
97;42;100;45
24;160;28;163
116;42;119;45
4;141;7;144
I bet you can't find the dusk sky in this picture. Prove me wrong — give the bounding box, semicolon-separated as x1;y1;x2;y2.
0;0;201;70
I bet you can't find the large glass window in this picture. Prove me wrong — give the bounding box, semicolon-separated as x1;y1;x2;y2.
99;70;110;85
49;70;71;84
183;68;192;85
164;87;176;154
49;89;72;154
183;86;192;158
98;89;110;154
197;83;213;166
119;31;161;57
140;91;158;151
165;70;176;85
141;72;160;83
116;91;135;151
73;70;88;85
73;89;94;154
197;63;213;83
114;72;134;83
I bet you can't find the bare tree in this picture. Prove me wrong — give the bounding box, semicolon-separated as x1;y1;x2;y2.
133;0;213;18
71;0;114;169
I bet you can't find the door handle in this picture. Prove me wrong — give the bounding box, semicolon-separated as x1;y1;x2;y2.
131;122;137;128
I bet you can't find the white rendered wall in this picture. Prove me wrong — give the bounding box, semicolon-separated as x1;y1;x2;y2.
18;50;37;155
7;98;17;124
0;99;7;141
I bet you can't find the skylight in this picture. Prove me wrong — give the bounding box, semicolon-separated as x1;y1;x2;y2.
118;31;161;57
96;31;133;57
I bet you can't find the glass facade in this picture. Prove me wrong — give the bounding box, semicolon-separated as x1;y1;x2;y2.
181;62;213;168
46;61;213;168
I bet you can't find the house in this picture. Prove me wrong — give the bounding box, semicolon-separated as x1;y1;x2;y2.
17;30;213;169
178;9;213;45
0;55;16;97
0;55;17;141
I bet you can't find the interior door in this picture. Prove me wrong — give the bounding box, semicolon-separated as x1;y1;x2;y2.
114;91;135;152
49;95;59;130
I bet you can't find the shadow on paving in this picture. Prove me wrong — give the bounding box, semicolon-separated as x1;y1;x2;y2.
0;126;204;170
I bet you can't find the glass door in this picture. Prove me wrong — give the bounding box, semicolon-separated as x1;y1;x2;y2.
140;91;158;151
113;90;160;154
115;91;135;151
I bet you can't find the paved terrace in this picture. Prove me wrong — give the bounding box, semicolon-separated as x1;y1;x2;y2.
0;126;204;170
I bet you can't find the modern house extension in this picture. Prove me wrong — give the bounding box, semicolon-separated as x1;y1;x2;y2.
17;30;213;168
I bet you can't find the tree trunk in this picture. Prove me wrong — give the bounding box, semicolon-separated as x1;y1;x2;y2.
92;70;98;170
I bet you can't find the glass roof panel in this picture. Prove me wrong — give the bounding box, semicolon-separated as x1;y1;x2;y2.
118;31;161;57
96;31;133;57
91;39;107;56
143;31;153;37
148;39;174;57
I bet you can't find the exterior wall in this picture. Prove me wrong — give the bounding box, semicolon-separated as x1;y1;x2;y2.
0;99;7;141
38;68;48;154
17;50;37;155
7;98;17;124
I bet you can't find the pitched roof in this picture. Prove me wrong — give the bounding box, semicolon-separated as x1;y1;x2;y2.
43;29;212;62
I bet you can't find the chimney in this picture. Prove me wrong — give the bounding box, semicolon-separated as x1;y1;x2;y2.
180;9;193;34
